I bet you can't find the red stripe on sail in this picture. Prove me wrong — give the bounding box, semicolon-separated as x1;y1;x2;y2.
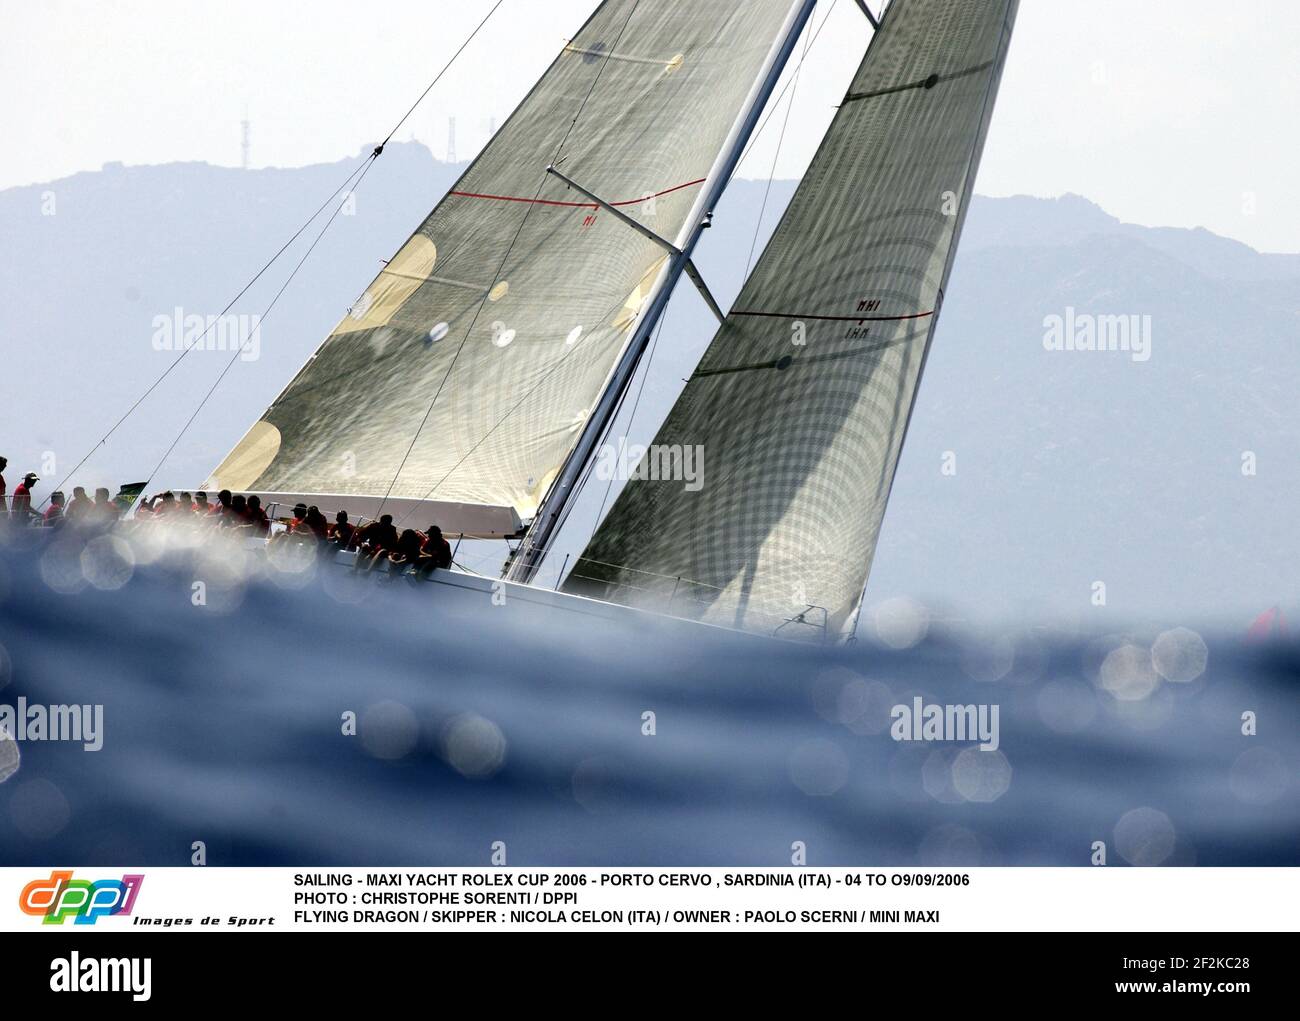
450;177;707;209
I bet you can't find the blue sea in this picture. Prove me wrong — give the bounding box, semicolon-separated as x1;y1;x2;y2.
0;526;1296;866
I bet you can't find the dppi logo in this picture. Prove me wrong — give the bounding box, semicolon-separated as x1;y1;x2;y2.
20;870;144;925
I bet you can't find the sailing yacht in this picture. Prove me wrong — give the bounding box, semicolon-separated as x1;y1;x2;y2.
203;0;1019;642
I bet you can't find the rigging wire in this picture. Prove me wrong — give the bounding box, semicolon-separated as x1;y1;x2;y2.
380;1;505;151
140;157;381;493
375;0;644;517
400;0;844;575
40;156;372;507
742;13;814;279
568;2;834;573
43;0;507;506
585;305;671;540
373;2;838;531
728;0;839;183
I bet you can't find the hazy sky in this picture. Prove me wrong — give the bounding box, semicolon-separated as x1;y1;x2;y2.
3;0;1297;251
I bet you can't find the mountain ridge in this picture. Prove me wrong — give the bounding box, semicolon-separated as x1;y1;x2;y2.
2;142;1295;621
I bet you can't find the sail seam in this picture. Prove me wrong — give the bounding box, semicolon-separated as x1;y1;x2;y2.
374;0;646;517
694;332;927;378
842;60;994;103
730;308;934;321
562;44;680;66
449;177;706;209
509;0;821;583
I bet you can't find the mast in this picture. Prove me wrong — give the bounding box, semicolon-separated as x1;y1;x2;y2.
208;2;805;531
564;0;1019;638
506;0;819;584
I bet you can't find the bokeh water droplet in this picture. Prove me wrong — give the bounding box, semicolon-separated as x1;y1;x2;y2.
872;597;930;649
960;634;1016;683
917;824;986;865
840;678;896;735
921;747;965;804
441;714;507;779
80;535;135;590
360;700;420;760
39;539;89;594
788;738;849;796
1099;643;1160;701
952;747;1012;802
1113;806;1176;866
1036;677;1098;733
10;777;71;839
1228;747;1290;804
1151;626;1208;683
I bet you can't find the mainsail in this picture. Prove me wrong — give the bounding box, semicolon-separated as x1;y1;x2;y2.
565;0;1018;637
206;0;809;527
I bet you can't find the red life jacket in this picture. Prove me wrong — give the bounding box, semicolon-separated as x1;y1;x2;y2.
11;483;33;517
423;536;452;569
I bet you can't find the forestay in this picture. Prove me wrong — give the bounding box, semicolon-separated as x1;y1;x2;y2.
207;0;804;521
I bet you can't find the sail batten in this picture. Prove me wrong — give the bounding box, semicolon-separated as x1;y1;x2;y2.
566;0;1019;639
207;1;809;523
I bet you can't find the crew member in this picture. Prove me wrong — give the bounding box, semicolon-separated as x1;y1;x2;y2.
329;511;356;549
95;488;121;521
10;472;38;523
244;495;270;534
65;486;95;524
355;514;398;557
209;489;233;519
43;491;66;526
420;525;453;572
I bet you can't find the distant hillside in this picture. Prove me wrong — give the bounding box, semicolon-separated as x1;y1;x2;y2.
0;142;460;494
1;146;1296;622
875;195;1300;624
